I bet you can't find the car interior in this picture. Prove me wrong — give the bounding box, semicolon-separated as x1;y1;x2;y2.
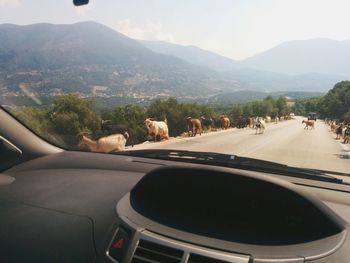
1;101;350;263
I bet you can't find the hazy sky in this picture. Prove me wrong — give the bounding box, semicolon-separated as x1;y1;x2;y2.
1;0;350;60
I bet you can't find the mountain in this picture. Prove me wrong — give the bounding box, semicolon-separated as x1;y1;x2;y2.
140;40;240;72
0;22;238;99
1;22;348;103
225;69;341;92
242;38;350;76
141;38;350;77
0;22;149;70
140;40;343;92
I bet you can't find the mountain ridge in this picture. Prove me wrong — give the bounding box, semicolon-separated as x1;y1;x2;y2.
0;21;239;98
140;39;240;72
141;37;350;77
0;21;347;103
140;38;345;92
241;38;350;76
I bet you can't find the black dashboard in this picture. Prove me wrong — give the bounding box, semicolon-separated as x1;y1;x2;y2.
0;151;350;263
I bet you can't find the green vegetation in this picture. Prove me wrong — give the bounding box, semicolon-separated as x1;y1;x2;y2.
100;104;147;144
13;94;100;149
147;98;214;136
293;81;350;120
48;94;101;148
318;81;350;119
227;96;290;122
11;94;291;150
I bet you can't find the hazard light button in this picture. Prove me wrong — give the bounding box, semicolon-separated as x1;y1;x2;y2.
108;227;130;262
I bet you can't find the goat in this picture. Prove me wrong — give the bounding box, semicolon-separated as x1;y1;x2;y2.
335;124;344;140
101;120;134;147
330;121;337;132
344;127;350;144
201;116;214;131
302;120;315;129
255;118;265;134
81;133;129;153
220;115;230;129
144;118;169;141
186;117;202;137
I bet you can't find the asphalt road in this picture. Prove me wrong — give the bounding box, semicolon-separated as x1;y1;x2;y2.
128;117;350;174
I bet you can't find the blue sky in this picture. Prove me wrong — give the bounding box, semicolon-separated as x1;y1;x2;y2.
1;0;350;60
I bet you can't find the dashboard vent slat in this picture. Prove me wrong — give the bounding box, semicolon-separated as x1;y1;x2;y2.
131;240;183;263
188;253;230;263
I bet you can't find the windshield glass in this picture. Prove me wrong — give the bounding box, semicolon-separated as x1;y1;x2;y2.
1;0;349;175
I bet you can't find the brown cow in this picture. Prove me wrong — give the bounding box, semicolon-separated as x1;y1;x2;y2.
220;115;230;130
186;117;202;137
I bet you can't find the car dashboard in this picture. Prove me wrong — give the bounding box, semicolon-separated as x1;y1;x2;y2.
0;151;349;263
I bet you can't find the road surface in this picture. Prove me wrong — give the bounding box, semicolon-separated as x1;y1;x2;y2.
128;117;350;174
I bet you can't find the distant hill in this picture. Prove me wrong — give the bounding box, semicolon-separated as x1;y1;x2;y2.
0;22;238;99
140;40;343;92
140;40;240;72
242;38;350;76
1;22;348;105
0;22;150;70
225;69;341;92
141;38;350;77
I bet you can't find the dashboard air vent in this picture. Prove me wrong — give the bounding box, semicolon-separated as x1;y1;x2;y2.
188;253;230;263
131;239;183;263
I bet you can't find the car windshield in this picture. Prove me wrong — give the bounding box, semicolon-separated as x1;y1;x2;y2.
1;0;349;175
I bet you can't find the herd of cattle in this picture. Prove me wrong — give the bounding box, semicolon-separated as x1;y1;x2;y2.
326;117;350;144
81;115;278;153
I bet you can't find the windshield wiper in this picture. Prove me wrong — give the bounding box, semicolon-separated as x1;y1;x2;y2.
116;149;344;184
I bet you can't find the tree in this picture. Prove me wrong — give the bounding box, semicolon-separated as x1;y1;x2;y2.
228;105;243;123
317;81;350;119
110;105;147;144
276;96;289;116
251;101;265;116
147;98;213;136
242;104;253;117
13;106;62;144
49;94;100;148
